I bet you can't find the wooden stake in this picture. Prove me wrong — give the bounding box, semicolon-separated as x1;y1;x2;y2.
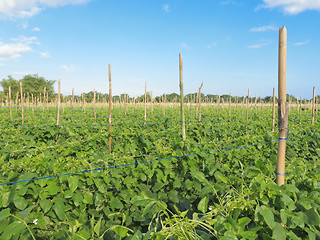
276;26;288;186
57;79;60;125
198;82;203;121
272;88;276;132
108;64;112;152
20;82;24;124
9;86;12;119
94;88;96;120
151;91;153;117
144;82;147;124
229;89;231;120
72;88;74;116
179;53;186;141
246;88;250;121
312;86;315;125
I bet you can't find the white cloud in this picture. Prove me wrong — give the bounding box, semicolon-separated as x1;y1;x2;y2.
0;42;32;60
32;27;40;32
180;43;190;49
248;39;272;49
260;0;320;14
40;52;50;57
250;25;277;32
0;0;91;18
162;4;170;12
62;65;75;72
293;40;310;46
11;36;39;45
0;35;40;60
0;63;4;66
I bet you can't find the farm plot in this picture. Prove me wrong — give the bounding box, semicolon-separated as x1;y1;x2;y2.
0;106;319;239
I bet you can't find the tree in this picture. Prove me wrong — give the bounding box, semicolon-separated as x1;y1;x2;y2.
0;74;56;101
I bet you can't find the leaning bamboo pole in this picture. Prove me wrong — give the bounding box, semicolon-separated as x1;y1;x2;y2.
276;26;288;186
108;64;112;153
179;53;186;141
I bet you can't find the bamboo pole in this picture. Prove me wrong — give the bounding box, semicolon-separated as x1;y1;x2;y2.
246;88;250;121
20;82;24;124
255;93;257;114
108;64;112;152
198;82;203;121
72;88;74;116
93;88;96;120
312;86;315;125
179;53;186;141
144;82;147;124
9;87;12;119
151;91;154;117
43;87;46;114
272;88;276;132
56;79;60;125
229;89;231;120
15;92;18;112
276;26;288;186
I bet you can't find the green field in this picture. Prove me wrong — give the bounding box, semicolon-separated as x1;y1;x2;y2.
0;105;319;239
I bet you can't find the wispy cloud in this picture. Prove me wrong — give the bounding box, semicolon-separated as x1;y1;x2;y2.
0;63;4;67
32;27;40;32
207;42;217;48
250;25;277;32
220;0;241;6
62;65;76;72
180;43;190;49
0;42;32;60
162;4;170;12
248;39;272;49
40;52;51;58
11;36;39;45
0;0;92;18
293;40;310;46
258;0;320;14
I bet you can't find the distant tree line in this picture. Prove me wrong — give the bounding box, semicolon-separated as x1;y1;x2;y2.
0;75;317;104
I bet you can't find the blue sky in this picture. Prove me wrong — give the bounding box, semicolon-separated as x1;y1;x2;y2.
0;0;319;98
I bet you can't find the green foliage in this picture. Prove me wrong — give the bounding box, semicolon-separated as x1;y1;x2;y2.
0;74;55;101
0;105;319;239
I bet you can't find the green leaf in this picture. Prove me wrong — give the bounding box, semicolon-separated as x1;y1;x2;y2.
93;217;102;236
68;176;78;193
259;206;275;229
142;201;156;216
112;225;130;237
131;230;143;240
40;199;52;214
198;196;209;214
238;217;251;228
19;205;34;219
272;222;286;240
83;192;93;205
14;196;28;210
305;208;320;225
110;197;123;209
0;208;11;221
53;199;65;220
214;171;228;183
2;221;26;239
168;190;179;203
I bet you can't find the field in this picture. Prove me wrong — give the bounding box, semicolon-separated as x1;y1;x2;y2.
0;103;320;239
